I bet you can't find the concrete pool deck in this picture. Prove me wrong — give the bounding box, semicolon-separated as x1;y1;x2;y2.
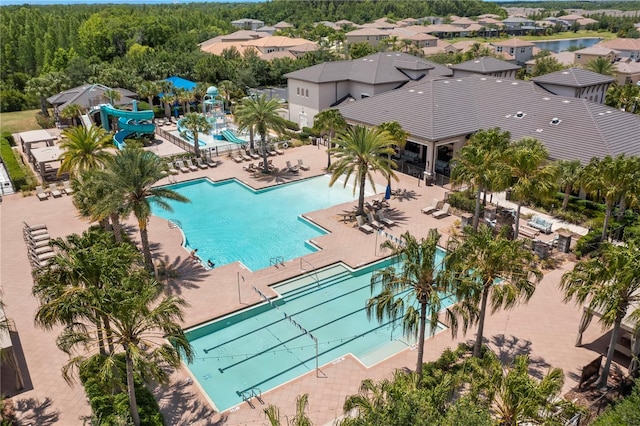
0;144;616;425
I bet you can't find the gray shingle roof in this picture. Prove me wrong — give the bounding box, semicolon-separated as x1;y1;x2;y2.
284;53;450;84
450;56;521;74
531;68;615;87
338;74;640;164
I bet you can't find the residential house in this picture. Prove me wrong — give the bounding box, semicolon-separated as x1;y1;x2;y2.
389;28;438;49
284;52;452;128
557;15;598;29
419;16;444;25
451;17;476;28
198;30;264;51
573;45;618;66
231;18;265;31
531;68;614;104
335;19;357;29
273;21;294;30
424;24;469;38
397;17;418;27
360;18;396;30
501;17;535;30
421;41;457;56
47;84;137;112
491;38;535;65
345;28;390;47
599;38;640;61
316;21;340;30
450;57;521;79
200;35;316;61
524;51;575;74
256;26;277;36
614;60;640;85
336;74;640;177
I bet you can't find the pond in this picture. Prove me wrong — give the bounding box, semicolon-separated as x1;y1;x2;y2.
532;37;601;53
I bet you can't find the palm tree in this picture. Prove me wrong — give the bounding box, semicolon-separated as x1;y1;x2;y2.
444;226;542;358
581;155;629;241
137;81;158;109
104;147;189;269
58;126;114;177
585;57;615;76
103;88;121;105
313;109;347;168
328;125;397;216
181;112;213;158
378;121;409;194
264;394;313;426
162;92;177;119
59;103;83;127
56;273;193;426
367;230;450;380
605;83;640;113
450;128;511;231
555;160;583;211
560;240;640;388
234;94;288;173
506;137;557;239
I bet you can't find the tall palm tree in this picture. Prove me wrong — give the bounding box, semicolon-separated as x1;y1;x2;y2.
581;155;629;240
234;94;288;173
181;112;213;158
313;108;347;168
56;273;193;426
444;226;542;358
264;394;312;426
555;160;583;211
103;88;121;105
162;92;177;119
616;155;640;220
328;125;397;216
58;126;114;177
378;121;409;194
137;81;158;109
59;103;84;127
450;128;511;231
605;83;640;113
367;230;450;380
585;57;615;76
104;147;189;269
560;240;640;388
506;137;557;239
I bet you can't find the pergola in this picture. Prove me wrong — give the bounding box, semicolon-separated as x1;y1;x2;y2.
0;307;24;392
18;130;56;157
30;146;64;181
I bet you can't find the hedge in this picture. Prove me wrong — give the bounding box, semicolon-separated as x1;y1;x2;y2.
0;137;29;190
447;191;478;214
592;380;640;425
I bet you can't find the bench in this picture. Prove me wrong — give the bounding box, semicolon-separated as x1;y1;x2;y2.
527;215;553;234
518;225;539;239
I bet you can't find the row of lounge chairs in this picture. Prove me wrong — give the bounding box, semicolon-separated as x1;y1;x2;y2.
23;222;55;268
421;199;451;219
35;182;73;201
167;158;218;175
356;210;396;234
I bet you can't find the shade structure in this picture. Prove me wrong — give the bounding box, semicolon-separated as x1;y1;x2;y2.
385;182;392;200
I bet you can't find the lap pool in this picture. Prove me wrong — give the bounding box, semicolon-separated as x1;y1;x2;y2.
151;175;376;271
185;251;453;412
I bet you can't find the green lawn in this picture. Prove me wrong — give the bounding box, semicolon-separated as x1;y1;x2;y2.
0;109;42;135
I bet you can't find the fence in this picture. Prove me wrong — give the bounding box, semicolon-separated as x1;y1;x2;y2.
156;127;245;158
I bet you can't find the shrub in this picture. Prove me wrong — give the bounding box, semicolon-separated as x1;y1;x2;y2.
302;126;320;138
0;137;31;191
1;132;15;146
592;379;640;425
447;191;478;214
284;119;299;131
298;131;310;140
35;112;55;129
574;230;602;258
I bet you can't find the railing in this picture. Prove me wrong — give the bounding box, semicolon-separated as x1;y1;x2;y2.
168;219;182;229
299;258;320;287
155;127;194;154
156;126;247;158
270;256;284;267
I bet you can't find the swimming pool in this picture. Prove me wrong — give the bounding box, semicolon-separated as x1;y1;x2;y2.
151;175;376;271
185;251;453;412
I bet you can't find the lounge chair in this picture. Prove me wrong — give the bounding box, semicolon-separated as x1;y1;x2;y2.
376;211;396;227
35;186;49;201
30;245;54;256
249;149;260;160
274;143;284;155
195;158;208;169
185;159;198;171
25;227;48;237
432;203;451;219
243;163;256;172
232;153;244;163
285;160;299;173
297;159;310;171
356;215;374;234
240;150;252;162
366;212;384;230
174;160;189;173
30;238;51;249
24;222;47;232
48;183;62;198
205;157;218;167
266;145;277;156
62;181;74;195
27;232;50;243
166;162;179;175
421;199;439;214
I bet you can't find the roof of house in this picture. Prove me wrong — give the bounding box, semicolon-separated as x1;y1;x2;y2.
257;26;277;32
243;35;315;48
450;56;521;73
346;28;390;37
425;24;466;33
198;30;263;48
231;18;264;24
260;51;297;60
337;74;640;163
478;17;503;25
557;14;584;20
274;21;294;29
47;84;136;110
492;38;535;48
531;68;615;87
478;13;501;19
287;42;318;53
451;17;476;25
599;38;640;51
285;52;451;85
389;28;437;41
525;51;576;66
574;45;618;55
502;17;535;23
450;40;484;52
614;61;640;74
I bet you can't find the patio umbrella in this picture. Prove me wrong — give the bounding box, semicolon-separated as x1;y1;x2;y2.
385;181;392;200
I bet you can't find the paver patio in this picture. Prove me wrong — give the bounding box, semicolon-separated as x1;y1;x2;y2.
1;143;617;425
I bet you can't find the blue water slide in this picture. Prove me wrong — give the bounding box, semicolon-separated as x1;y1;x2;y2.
176;118;207;147
221;129;245;144
113;130;134;150
100;104;154;126
117;117;155;134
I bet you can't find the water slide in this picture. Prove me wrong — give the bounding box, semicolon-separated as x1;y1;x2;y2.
100;103;155;148
176;118;207;147
221;129;245;144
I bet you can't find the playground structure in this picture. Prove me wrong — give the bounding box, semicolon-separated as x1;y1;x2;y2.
98;101;155;149
176;86;247;149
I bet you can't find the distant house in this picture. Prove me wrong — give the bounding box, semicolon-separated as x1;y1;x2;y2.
450;57;521;79
574;45;618;66
256;26;277;36
389;28;438;48
231;18;265;31
524;51;575;74
451;17;476;28
360;18;396;30
273;21;294;30
599;38;640;61
345;28;390;47
502;17;535;29
531;68;614;104
200;35;316;61
614;59;640;85
557;15;597;29
47;84;137;112
335;19;357;29
424;24;468;38
284;52;452;127
491;38;535;65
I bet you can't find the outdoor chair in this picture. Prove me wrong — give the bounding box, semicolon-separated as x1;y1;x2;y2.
249;149;260;160
422;199;439;215
205;157;218;167
297;159;310;171
62;181;74;195
356;215;374;234
267;145;277;156
274;143;284;155
35;186;49;201
366;212;384;230
48;183;62;198
376;211;396;227
432;203;451;219
166;162;179;175
185;159;198;171
174;160;189;173
195;158;209;169
285;160;299;173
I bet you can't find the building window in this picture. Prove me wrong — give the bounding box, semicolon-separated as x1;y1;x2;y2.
576;54;581;59
496;46;503;52
305;89;309;97
520;47;526;53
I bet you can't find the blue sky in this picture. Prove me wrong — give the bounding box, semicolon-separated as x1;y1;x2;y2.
2;0;547;5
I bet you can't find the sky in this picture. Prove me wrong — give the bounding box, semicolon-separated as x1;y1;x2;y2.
1;0;550;5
